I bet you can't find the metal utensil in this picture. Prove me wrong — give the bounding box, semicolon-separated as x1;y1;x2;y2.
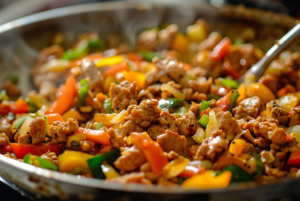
238;22;300;84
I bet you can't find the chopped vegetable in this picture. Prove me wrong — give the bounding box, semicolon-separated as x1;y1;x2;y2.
179;165;206;178
95;122;104;130
94;113;117;127
165;156;190;179
45;113;64;125
58;151;94;173
227;90;239;113
205;111;219;138
158;98;183;112
76;127;110;145
25;97;39;113
11;143;62;159
101;164;120;179
11;98;29;114
287;150;300;166
198;114;209;127
192;127;206;144
138;50;161;62
198;100;210;119
211;37;231;61
122;70;146;89
219;78;239;89
62;40;89;60
252;152;263;177
14;115;29;129
219;165;253;183
247;83;275;104
229;139;246;157
103;99;114;114
96;55;123;68
24;153;58;171
75;79;89;109
102;63;128;77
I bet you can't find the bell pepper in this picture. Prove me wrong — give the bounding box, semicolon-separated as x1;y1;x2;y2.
186;23;207;43
216;92;231;111
14;115;29;129
182;170;231;189
227;90;240;113
158;98;183;112
10;98;29;114
216;90;239;113
95;122;104;130
28;93;50;109
126;52;143;62
142;140;169;174
46;76;76;115
122;70;146;89
200;107;223;117
138;50;161;62
76;127;110;145
87;148;121;179
179;165;205;178
171;32;189;53
3;145;12;152
130;132;152;150
94;113;117;127
211;37;231;61
252;152;263;177
223;62;242;79
96;55;124;68
236;84;246;104
102;62;128;78
0;90;9;101
218;78;239;89
214;156;251;174
24;153;58;171
198;114;209;127
66;133;86;149
198;100;210;119
67;166;91;175
75;79;89;109
218;165;253;183
229;139;246;157
103;99;114;114
62;39;89;60
25;97;39;113
165;157;190;179
45;113;64;125
287;150;300;166
10;143;62;159
62;109;86;123
58;151;94;173
247;83;275;104
101;164;120;179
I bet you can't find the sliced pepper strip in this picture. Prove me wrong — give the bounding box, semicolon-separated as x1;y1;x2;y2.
179;165;206;178
211;37;231;61
76;127;110;145
75;79;89;109
46;76;76;115
24;153;58;171
287;150;300;166
45;113;64;125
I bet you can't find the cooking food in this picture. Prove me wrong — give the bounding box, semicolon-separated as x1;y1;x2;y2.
0;18;300;189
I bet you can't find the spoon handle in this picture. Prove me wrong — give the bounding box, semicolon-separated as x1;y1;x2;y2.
238;22;300;83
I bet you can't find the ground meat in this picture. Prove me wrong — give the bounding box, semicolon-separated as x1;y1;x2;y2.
175;111;198;136
108;128;125;148
195;130;228;162
241;129;255;144
126;99;161;128
136;29;158;51
216;111;241;141
237;97;264;118
184;77;213;94
268;128;286;145
108;172;146;184
157;130;186;155
29;117;46;144
79;140;97;153
0;133;9;146
223;44;260;76
243;117;279;140
114;146;146;171
264;164;287;178
289;106;300;127
157;24;178;50
122;120;144;135
147;111;178;139
154;58;186;83
0;118;12;139
270;106;289;126
197;32;222;52
50;118;79;143
147;84;161;97
2;81;21;98
40;151;58;166
233;106;251;120
272;152;286;170
39;80;57;101
182;88;207;103
109;81;137;113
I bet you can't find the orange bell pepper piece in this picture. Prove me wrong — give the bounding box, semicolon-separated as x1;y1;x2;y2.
182;170;231;189
45;113;64;125
76;127;110;145
216;90;233;111
46;76;76;115
126;52;143;62
211;37;231;61
10;98;29;114
102;63;128;78
130;132;152;150
287;150;300;166
179;165;205;178
229;139;246;157
142;140;169;174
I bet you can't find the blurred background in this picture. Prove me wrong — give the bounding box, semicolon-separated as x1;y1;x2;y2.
0;0;299;200
0;0;299;25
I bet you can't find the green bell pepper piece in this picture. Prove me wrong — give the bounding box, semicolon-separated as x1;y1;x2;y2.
103;99;114;114
75;79;89;109
62;40;89;60
138;50;161;62
43;117;52;139
219;78;239;89
252;152;263;177
198;114;209;127
95;122;104;130
227;90;240;113
221;165;253;183
24;153;58;171
197;100;210;119
25;97;39;113
158;98;183;112
87;148;121;179
0;90;9;101
88;37;105;51
207;94;221;101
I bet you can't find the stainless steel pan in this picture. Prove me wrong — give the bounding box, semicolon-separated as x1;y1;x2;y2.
0;2;299;200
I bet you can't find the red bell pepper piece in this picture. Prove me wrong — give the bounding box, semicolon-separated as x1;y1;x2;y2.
75;127;110;145
46;76;76;115
10;143;62;159
142;140;169;174
287;150;300;166
216;91;233;111
3;145;12;152
102;63;128;78
200;107;223;117
10;98;29;114
223;62;242;79
45;113;64;125
179;165;205;178
211;37;231;61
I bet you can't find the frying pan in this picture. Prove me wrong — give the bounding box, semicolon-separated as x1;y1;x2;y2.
0;2;299;200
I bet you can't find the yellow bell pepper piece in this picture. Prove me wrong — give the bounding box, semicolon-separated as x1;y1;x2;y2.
229;139;246;157
247;83;275;104
28;93;50;109
186;24;207;43
122;70;146;89
58;151;94;173
66;133;87;148
103;76;115;93
101;164;120;179
165;156;190;179
96;55;123;68
94;113;117;127
236;83;246;104
62;109;86;123
171;33;189;53
182;170;231;189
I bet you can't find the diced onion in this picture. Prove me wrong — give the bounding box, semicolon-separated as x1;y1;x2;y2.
40;59;69;73
291;125;300;148
165;157;190;179
110;110;128;124
276;94;298;111
161;83;185;99
205;111;219;138
192;127;206;144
